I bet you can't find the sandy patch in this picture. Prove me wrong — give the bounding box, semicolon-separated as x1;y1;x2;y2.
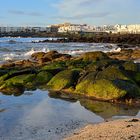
65;118;140;140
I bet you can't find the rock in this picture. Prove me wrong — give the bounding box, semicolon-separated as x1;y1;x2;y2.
113;79;140;98
14;60;37;68
31;52;46;61
85;59;123;72
123;61;139;72
75;78;127;100
75;64;140;100
0;83;25;95
81;51;109;61
0;69;8;76
107;49;140;61
96;65;129;81
0;68;36;85
66;59;90;69
47;70;80;90
41;61;66;75
3;74;36;85
131;49;140;60
0;62;15;69
134;72;140;85
31;51;71;63
35;71;53;85
0;50;140;102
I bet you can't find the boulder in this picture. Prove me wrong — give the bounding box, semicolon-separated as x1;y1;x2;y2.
75;69;140;100
3;74;36;85
41;61;66;75
75;78;127;100
81;51;109;61
35;71;53;85
47;70;80;90
0;83;25;95
123;61;139;72
31;51;71;63
96;65;129;81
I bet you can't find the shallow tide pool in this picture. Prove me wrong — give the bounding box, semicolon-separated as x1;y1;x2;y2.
0;89;140;140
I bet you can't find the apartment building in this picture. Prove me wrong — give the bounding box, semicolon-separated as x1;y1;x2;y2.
114;24;140;34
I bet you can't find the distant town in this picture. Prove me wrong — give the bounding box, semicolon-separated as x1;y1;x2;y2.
0;23;140;34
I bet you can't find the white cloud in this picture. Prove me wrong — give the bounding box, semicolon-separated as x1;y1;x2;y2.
52;0;110;23
51;0;137;25
8;10;43;17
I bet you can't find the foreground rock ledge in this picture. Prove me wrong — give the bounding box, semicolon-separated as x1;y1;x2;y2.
65;118;140;140
0;49;140;102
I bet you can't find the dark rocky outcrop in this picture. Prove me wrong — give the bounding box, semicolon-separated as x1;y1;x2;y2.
107;49;140;61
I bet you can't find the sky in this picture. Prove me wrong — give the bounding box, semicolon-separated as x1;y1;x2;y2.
0;0;140;26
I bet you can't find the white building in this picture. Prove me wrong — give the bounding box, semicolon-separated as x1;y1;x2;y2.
114;24;140;34
0;26;52;33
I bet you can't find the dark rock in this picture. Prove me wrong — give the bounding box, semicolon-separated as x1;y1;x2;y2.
35;71;53;85
81;51;109;61
47;70;80;90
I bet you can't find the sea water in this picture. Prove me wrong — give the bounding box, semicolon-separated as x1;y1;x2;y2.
0;37;119;62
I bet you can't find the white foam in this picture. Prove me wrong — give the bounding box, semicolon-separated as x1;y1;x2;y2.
110;47;121;53
24;47;50;57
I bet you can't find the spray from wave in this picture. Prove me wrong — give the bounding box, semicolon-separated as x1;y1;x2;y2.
2;47;50;61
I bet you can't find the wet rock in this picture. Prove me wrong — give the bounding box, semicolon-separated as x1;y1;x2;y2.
0;83;25;95
107;49;140;61
128;119;139;122
0;68;36;84
0;62;15;69
123;61;139;72
75;78;127;100
81;51;109;61
75;65;140;100
47;70;80;90
31;51;71;63
0;50;140;102
35;71;53;85
96;65;129;81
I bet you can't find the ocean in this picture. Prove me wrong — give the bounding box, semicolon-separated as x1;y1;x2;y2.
0;37;118;63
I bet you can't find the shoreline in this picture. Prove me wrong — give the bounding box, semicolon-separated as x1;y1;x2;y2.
65;118;140;140
1;33;140;45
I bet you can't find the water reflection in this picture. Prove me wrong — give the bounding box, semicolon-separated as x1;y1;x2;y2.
48;91;140;119
1;89;140;120
0;89;140;140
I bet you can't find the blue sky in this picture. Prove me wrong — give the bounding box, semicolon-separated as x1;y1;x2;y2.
0;0;140;26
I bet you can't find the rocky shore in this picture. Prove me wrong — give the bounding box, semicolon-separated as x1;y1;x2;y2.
0;48;140;104
65;118;140;140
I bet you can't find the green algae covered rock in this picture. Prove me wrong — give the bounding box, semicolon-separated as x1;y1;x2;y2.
96;66;129;81
4;74;36;85
81;51;108;61
134;72;140;85
123;61;139;72
35;71;53;85
75;68;140;100
66;59;90;69
41;61;66;75
0;69;36;84
0;82;24;95
75;78;127;100
113;79;140;98
0;73;37;93
47;70;80;90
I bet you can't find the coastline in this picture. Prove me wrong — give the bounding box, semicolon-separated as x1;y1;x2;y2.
1;33;140;45
65;118;140;140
